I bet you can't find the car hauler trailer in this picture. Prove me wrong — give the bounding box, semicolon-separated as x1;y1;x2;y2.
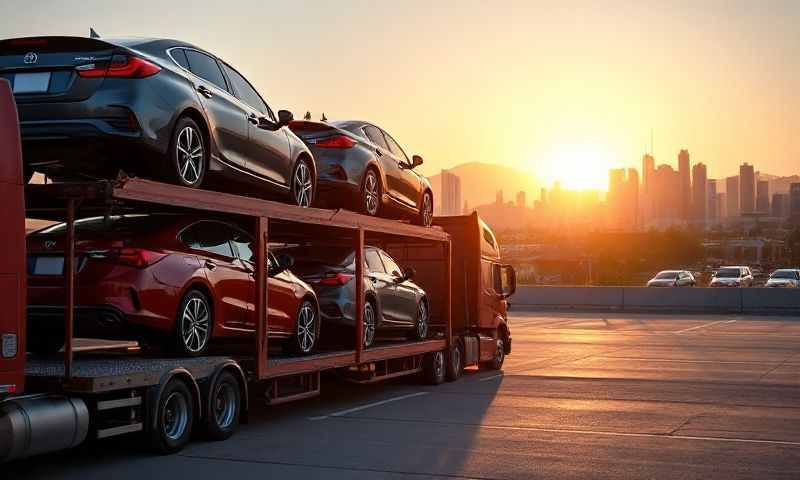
0;79;514;462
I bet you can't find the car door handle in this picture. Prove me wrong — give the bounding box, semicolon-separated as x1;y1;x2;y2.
248;113;259;125
197;85;213;98
375;148;383;157
205;259;217;270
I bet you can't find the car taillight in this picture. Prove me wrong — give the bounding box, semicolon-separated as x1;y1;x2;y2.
313;135;356;149
113;248;167;268
77;54;161;78
317;272;354;286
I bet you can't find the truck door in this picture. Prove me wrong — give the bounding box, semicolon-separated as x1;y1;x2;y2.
0;79;26;396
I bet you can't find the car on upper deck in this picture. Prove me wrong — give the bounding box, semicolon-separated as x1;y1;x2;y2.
0;35;315;206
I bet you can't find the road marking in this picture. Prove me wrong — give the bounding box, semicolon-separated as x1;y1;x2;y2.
479;373;504;382
308;392;429;420
597;356;772;365
674;319;736;334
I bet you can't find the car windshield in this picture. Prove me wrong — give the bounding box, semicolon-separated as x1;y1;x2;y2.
655;271;679;280
771;270;798;279
716;268;740;278
282;246;355;268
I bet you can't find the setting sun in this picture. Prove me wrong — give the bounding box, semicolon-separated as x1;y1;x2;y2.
540;143;615;191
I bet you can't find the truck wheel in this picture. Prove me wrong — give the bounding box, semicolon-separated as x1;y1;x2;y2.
422;350;446;385
485;335;505;371
205;371;240;441
149;378;194;454
445;343;464;381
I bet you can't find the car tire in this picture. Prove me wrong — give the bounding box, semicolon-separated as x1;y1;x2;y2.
149;378;194;454
409;298;428;341
416;190;433;227
168;117;207;188
27;334;63;356
290;157;314;207
423;350;446;385
361;169;381;217
363;300;377;348
289;300;319;355
445;343;464;382
174;289;212;356
204;370;241;441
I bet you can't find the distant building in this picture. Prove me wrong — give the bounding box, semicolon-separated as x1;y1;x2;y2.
772;193;788;218
496;190;504;205
678;150;691;221
651;164;681;227
516;191;526;209
726;176;740;218
642;154;655;194
707;179;718;224
790;183;800;222
440;169;462;216
756;180;769;213
463;200;470;214
691;163;707;226
739;163;755;214
608;168;638;229
717;192;727;220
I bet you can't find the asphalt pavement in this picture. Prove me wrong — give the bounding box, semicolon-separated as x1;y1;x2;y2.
9;312;800;479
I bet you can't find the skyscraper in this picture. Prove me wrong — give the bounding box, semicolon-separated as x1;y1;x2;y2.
726;176;740;218
756;180;769;213
496;190;504;205
691;163;707;226
772;193;787;218
652;164;681;226
707;179;718;224
440;169;462;216
642;154;655;194
739;163;755;214
627;168;639;229
678;150;691;221
790;183;800;222
516;191;526;209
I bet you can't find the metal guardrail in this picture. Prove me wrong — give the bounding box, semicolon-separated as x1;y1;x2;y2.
511;286;800;314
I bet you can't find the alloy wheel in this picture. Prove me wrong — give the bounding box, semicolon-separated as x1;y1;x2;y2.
364;171;379;215
176;126;204;185
293;161;313;207
417;301;428;340
422;192;433;226
296;302;317;354
181;297;210;353
364;302;376;348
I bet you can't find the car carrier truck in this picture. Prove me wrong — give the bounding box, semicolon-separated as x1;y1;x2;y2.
0;79;515;462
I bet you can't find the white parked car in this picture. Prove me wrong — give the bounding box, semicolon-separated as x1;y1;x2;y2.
709;266;753;288
765;269;800;288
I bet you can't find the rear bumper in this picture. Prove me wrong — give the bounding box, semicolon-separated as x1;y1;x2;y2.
27;304;136;339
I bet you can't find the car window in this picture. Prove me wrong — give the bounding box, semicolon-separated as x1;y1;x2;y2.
365;249;385;273
363;126;389;150
231;228;255;263
185;50;228;92
170;48;189;70
382;131;410;164
181;221;234;258
379;251;403;277
221;63;269;115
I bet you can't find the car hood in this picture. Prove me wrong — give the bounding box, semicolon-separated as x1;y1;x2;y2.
710;278;740;285
766;279;797;287
647;280;676;287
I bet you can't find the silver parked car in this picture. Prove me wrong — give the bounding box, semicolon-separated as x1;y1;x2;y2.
709;266;753;288
765;269;800;288
647;270;696;287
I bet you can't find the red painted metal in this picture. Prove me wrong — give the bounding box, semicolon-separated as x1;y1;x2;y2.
354;228;365;363
63;200;75;381
255;217;268;379
445;241;452;348
0;79;26;395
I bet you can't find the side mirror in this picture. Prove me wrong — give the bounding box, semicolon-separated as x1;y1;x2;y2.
402;266;416;282
278;109;294;127
411;155;424;169
499;264;516;298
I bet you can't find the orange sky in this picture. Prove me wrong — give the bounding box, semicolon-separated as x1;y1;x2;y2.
3;0;798;190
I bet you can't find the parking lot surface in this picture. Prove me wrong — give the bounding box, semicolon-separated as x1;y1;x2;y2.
10;312;800;479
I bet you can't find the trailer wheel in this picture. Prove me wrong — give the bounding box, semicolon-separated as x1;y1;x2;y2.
485;335;505;371
445;343;464;382
149;378;194;454
204;370;241;441
422;350;446;385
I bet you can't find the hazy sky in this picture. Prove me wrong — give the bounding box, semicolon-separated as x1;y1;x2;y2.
2;0;798;189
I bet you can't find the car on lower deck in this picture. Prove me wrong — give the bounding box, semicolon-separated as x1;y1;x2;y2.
282;245;429;348
288;120;433;226
0;36;315;206
26;214;319;356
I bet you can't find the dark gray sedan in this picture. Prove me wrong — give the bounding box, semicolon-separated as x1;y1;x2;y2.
647;270;696;287
283;245;428;348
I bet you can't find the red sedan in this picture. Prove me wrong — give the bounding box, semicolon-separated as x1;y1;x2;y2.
26;214;319;356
